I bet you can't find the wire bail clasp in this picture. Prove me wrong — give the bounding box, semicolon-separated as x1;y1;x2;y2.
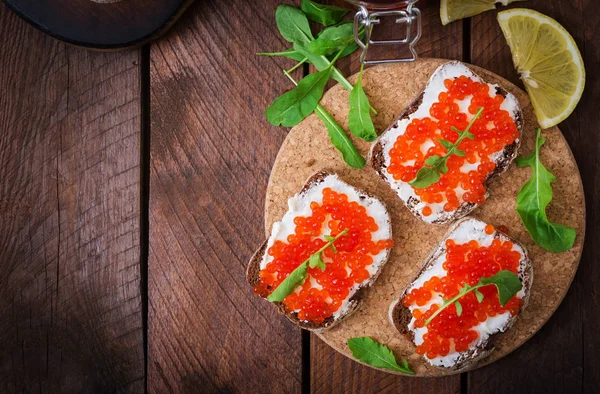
353;4;422;64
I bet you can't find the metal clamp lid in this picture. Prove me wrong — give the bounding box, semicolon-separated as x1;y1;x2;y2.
353;3;422;64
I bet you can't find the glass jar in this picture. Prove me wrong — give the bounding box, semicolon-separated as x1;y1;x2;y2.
345;0;422;64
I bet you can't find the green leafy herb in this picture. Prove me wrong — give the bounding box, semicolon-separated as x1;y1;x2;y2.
301;0;349;26
409;107;483;189
425;270;522;326
267;262;309;303
307;23;356;56
479;271;523;306
348;337;414;375
323;22;363;61
454;300;463;316
315;104;366;168
282;71;365;168
266;67;333;127
331;39;361;61
276;5;314;44
474;289;484;303
257;40;359;64
515;128;576;253
309;251;326;271
324;235;338;253
267;229;349;302
274;5;353;91
261;5;372;169
257;48;306;62
348;66;377;142
294;43;353;91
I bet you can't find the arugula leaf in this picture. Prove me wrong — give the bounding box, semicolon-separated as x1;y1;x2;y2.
257;48;306;62
266;68;332;127
454;300;463;316
480;271;524;306
330;40;360;61
273;5;353;91
424;155;443;167
308;23;355;56
474;289;484;303
267;229;349;302
515;128;576;253
275;5;314;44
309;251;326;271
294;43;353;91
263;5;366;169
425;270;522;325
281;71;364;168
315;105;366;168
348;73;377;142
348;337;414;375
409;167;442;189
267;261;309;303
409;107;483;189
324;235;338;253
439;139;454;150
301;0;349;26
258;41;359;65
324;23;363;61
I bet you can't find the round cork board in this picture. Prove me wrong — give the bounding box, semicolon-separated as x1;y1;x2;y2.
264;58;585;376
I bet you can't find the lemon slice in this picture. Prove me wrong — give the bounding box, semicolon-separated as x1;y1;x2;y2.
497;9;585;128
440;0;524;26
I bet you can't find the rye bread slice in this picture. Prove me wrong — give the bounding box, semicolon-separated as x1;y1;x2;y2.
247;171;393;332
369;61;524;224
389;217;533;371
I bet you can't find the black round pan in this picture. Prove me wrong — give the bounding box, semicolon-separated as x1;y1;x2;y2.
2;0;195;50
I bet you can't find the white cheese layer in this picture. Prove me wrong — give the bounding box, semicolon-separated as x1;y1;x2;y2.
261;173;392;320
405;218;527;368
378;61;520;223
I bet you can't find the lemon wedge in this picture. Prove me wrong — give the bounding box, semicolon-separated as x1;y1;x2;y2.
440;0;524;26
497;9;585;128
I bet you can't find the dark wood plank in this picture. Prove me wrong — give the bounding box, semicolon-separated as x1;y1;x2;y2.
3;0;195;50
311;336;461;394
310;2;463;392
0;3;144;392
468;2;598;393
147;1;303;392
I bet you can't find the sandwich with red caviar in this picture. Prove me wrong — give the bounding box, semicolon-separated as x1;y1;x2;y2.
389;217;533;370
370;61;523;224
248;171;394;331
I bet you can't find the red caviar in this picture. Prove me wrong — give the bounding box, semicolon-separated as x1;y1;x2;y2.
403;238;523;359
253;188;394;324
422;206;432;217
386;76;519;211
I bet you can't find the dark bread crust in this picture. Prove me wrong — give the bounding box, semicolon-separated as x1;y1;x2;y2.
388;217;533;371
247;171;393;332
369;62;524;224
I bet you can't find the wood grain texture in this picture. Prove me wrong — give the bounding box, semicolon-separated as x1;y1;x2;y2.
3;0;195;50
0;3;144;392
468;1;598;393
309;1;462;392
2;0;596;392
311;336;460;394
147;1;303;392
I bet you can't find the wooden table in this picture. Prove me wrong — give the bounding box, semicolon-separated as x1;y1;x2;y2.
0;1;597;393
